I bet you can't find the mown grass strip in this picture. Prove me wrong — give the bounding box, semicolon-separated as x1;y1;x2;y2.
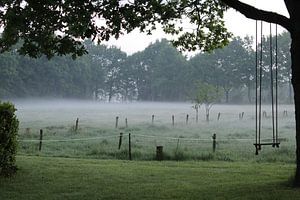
1;156;300;200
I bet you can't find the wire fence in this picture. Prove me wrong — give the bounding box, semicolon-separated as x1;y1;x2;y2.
18;130;289;162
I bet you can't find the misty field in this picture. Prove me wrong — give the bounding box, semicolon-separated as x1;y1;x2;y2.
14;99;296;162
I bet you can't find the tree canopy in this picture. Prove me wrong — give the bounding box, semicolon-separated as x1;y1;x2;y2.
0;0;231;58
0;34;292;103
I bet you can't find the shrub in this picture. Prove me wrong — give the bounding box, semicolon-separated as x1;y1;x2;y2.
0;101;19;176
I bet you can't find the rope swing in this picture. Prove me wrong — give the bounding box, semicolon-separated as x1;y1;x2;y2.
254;21;280;155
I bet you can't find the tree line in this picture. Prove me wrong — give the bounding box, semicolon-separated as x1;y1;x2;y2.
0;33;292;103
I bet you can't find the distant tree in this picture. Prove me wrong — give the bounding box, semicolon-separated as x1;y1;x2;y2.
192;82;223;122
0;52;19;98
236;36;255;103
213;37;247;103
277;32;292;103
126;52;148;101
261;32;292;103
189;52;221;88
130;39;188;101
104;47;127;102
119;58;137;102
84;44;127;102
189;37;253;103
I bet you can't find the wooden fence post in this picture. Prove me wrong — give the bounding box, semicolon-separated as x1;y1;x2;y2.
186;114;189;125
217;113;221;121
212;133;216;153
128;133;132;160
115;116;119;128
125;118;128;128
118;132;123;150
152;115;154;124
156;146;163;161
172;115;175;127
75;118;79;131
39;129;43;151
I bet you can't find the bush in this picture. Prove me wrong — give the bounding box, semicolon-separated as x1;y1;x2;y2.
0;101;19;176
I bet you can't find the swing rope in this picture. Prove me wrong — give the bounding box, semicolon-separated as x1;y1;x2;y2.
255;20;258;154
259;20;263;150
254;21;280;155
270;23;275;147
275;24;279;147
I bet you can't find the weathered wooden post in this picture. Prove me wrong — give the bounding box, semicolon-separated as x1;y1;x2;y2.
241;112;244;119
172;115;175;127
125;118;128;128
186;114;189;125
128;133;132;160
39;129;43;151
156;146;163;161
75;118;79;131
212;133;216;153
152;115;154;125
115;116;119;128
217;113;221;121
118;132;123;150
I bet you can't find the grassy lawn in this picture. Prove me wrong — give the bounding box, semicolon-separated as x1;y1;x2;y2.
1;156;300;200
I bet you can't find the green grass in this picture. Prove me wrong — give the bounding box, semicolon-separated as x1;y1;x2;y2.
17;121;296;163
1;156;300;200
15;102;296;162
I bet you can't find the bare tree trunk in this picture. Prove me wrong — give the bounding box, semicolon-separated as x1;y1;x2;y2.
247;83;252;103
205;105;210;122
223;87;231;103
225;90;229;103
291;32;300;186
289;76;293;104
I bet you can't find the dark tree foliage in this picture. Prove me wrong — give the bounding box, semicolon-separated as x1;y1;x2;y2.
0;35;292;103
0;0;231;58
131;39;189;101
0;101;19;177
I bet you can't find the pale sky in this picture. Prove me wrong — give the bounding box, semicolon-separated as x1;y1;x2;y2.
104;0;289;55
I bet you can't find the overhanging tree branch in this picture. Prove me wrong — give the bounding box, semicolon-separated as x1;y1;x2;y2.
221;0;293;32
284;0;293;15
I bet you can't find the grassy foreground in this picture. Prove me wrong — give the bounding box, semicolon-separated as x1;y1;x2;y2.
1;156;300;200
